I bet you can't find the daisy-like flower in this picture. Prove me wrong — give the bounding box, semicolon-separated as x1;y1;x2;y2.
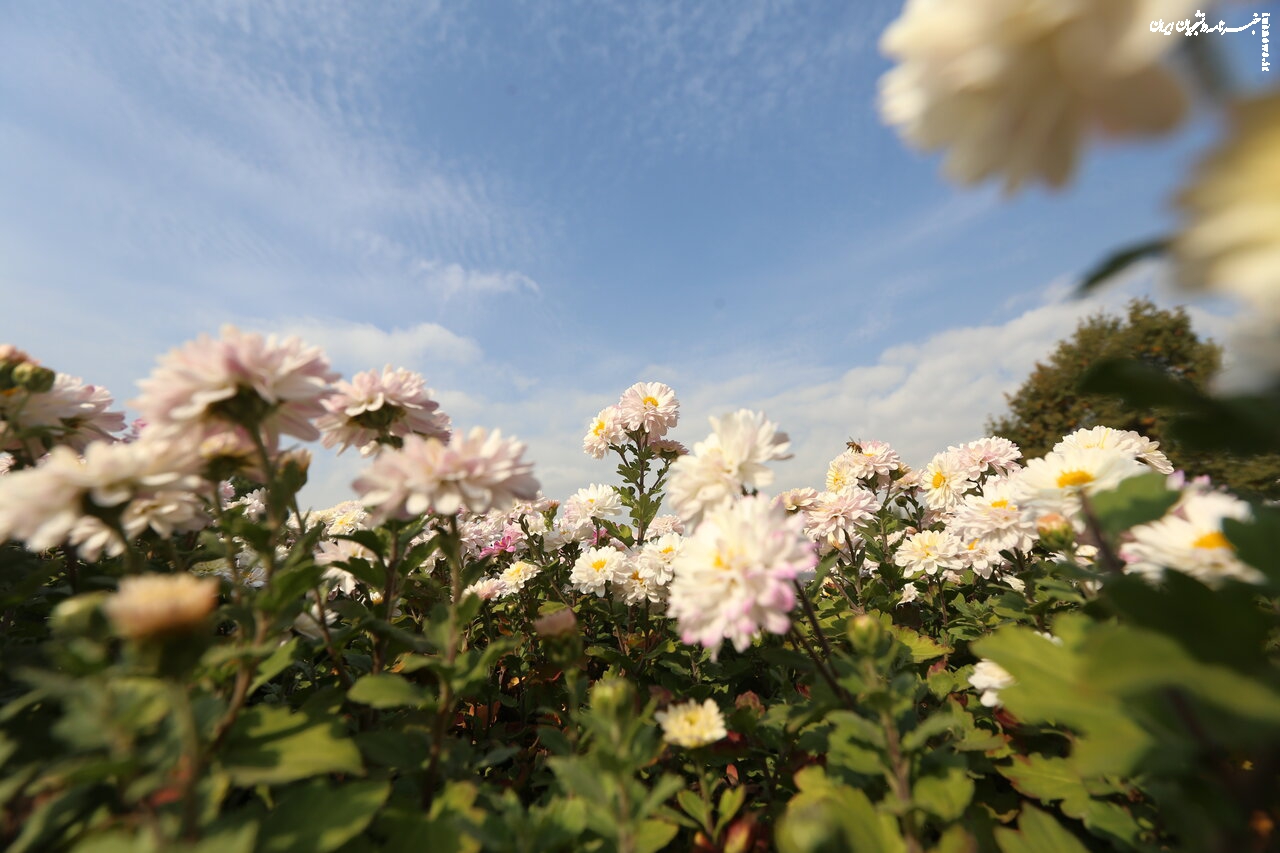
1015;446;1146;518
134;325;337;443
667;410;791;523
1053;426;1173;474
104;574;219;640
955;437;1022;475
310;500;369;536
777;487;820;513
1174;93;1280;321
667;494;816;658
969;660;1016;708
582;405;626;459
500;559;541;593
616;563;664;606
637;532;683;586
655;698;728;748
893;529;966;579
646;514;685;538
1122;491;1262;586
616;382;680;437
564;483;624;523
802;488;879;541
570;546;628;597
0;438;205;561
317;365;450;456
959;537;1003;579
879;0;1191;193
353;428;540;522
950;476;1036;553
1;373;126;458
921;450;978;512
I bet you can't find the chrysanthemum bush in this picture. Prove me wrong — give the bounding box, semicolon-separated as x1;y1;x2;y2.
2;332;1280;853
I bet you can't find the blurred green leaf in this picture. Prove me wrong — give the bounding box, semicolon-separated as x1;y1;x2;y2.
257;779;389;853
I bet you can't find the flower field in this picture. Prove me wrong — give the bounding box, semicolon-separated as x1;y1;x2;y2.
3;1;1280;851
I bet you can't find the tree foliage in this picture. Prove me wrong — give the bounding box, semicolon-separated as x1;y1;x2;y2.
988;299;1280;499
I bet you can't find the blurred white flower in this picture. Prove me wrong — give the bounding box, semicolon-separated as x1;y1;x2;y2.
667;410;791;523
879;0;1191;192
318;365;449;456
1122;491;1263;586
655;698;727;748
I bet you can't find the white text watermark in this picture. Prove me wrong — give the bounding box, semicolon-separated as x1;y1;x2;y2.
1151;10;1270;70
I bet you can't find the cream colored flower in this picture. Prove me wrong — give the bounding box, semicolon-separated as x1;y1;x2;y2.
879;0;1191;192
104;574;219;640
1174;93;1280;318
655;698;727;748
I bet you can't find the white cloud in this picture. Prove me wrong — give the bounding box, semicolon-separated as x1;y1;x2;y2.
272;319;483;376
415;260;542;299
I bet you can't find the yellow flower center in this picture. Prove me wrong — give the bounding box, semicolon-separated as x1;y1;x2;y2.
642;395;660;408
591;559;608;572
990;499;1009;509
931;471;946;489
1056;470;1094;488
1192;531;1231;550
592;420;607;436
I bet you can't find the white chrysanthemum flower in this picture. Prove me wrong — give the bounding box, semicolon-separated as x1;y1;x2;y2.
894;529;966;579
134;325;337;443
1053;426;1173;474
1122;491;1262;586
615;562;664;606
655;698;728;748
898;582;920;606
228;488;267;521
310;500;369;536
500;559;541;593
922;451;978;511
825;450;871;493
104;574;219;640
570;546;628;597
950;477;1036;553
0;439;205;561
317;365;450;456
353;428;539;522
667;494;816;658
850;439;904;478
777;487;820;513
582;405;627;459
637;532;683;586
1174;94;1280;321
566;483;624;521
1;373;126;457
667;410;791;523
803;488;878;541
616;382;680;437
880;0;1192;192
1014;446;1146;517
960;537;1003;579
969;660;1016;708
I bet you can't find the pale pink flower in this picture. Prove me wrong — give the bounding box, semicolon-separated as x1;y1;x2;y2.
777;487;820;512
582;405;626;459
956;437;1022;475
318;365;449;456
667;410;792;523
353;428;540;521
646;514;686;538
134;325;337;443
667;494;816;659
616;382;680;437
894;529;966;579
0;373;126;457
803;488;879;541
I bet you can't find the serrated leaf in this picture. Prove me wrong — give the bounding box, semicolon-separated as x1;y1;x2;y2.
994;806;1089;853
913;765;974;821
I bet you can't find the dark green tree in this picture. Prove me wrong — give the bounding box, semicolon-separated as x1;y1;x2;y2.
987;298;1280;499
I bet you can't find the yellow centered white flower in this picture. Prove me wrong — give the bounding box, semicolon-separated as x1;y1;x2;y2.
655;698;728;748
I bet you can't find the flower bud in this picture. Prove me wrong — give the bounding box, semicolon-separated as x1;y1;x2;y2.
590;678;634;717
11;361;56;393
533;607;577;638
847;613;885;654
1036;513;1076;552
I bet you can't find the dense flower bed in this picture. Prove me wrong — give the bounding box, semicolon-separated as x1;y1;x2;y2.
1;334;1278;852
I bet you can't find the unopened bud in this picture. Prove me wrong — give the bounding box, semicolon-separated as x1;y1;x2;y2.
847;613;884;654
590;678;634;716
1036;513;1076;552
533;607;577;638
11;362;56;393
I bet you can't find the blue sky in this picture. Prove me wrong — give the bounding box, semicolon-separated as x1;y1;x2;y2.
2;0;1275;505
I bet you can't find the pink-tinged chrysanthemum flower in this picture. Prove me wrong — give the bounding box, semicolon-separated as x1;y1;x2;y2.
0;438;205;561
647;514;685;538
667;410;792;523
317;365;450;456
353;427;540;522
1121;490;1262;586
893;529;966;579
461;577;508;601
955;437;1022;475
803;488;879;541
667;494;816;659
582;405;626;459
777;487;820;513
134;326;337;443
616;382;680;437
1;373;126;458
1053;426;1173;475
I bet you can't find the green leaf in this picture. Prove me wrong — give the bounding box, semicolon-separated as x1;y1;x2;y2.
716;785;747;835
995;806;1089;853
634;819;679;853
348;673;431;709
1075;238;1167;295
248;637;302;697
913;765;974;822
776;766;906;853
677;789;709;829
1225;505;1280;587
1087;473;1178;540
257;779;389;853
219;705;363;786
875;614;951;663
